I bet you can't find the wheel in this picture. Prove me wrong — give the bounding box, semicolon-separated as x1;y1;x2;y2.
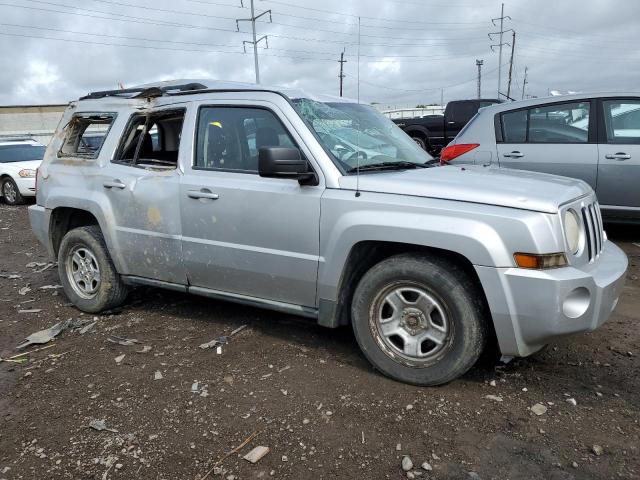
2;177;25;205
411;136;427;151
58;225;128;313
351;254;488;386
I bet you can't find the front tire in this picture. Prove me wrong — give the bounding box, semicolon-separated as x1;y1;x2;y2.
351;254;487;386
2;177;25;205
58;226;128;313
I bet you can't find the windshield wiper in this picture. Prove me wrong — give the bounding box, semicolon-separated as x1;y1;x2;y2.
346;161;430;173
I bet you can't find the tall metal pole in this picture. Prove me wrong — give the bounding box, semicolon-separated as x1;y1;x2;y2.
522;66;528;99
497;3;504;97
236;0;271;84
339;49;347;97
506;31;516;100
476;59;483;99
250;0;259;84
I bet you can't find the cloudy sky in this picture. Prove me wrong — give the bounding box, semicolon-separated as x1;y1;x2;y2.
0;0;639;108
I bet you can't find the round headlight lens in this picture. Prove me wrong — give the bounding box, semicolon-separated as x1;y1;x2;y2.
564;209;581;254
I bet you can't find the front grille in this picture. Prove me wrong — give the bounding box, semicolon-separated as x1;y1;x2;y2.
581;201;604;262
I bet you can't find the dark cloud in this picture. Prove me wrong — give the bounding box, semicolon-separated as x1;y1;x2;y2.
0;0;638;107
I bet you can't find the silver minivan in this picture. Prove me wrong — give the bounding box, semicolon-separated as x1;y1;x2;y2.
442;93;640;221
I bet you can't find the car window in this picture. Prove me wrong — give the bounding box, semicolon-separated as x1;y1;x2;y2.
501;110;527;142
528;102;590;143
114;109;184;169
603;100;640;144
448;102;477;124
0;144;46;163
500;102;590;144
59;113;115;159
195;107;296;173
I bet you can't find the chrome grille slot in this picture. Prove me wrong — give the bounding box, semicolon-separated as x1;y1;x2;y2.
581;201;604;262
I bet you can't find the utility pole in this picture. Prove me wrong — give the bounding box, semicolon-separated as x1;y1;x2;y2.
489;3;511;97
506;31;516;100
522;66;528;99
476;59;483;99
338;49;347;97
236;0;271;84
440;88;444;108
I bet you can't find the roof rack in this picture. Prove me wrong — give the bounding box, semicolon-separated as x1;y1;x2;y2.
80;82;208;100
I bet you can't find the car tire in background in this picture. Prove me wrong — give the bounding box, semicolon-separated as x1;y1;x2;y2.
351;253;488;386
1;177;25;205
411;135;428;151
58;225;129;313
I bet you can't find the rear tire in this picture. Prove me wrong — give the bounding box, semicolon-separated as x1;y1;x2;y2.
2;177;25;205
411;135;427;151
351;253;487;386
58;225;128;313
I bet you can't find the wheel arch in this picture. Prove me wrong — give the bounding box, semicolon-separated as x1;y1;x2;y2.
318;240;497;349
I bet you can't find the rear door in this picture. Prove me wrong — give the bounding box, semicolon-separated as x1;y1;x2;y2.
596;97;640;213
496;100;598;187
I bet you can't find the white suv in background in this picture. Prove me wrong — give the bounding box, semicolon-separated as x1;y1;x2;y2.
0;138;46;205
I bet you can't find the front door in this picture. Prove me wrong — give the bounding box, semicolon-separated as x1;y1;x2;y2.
180;102;322;307
100;106;188;284
596;98;640;213
496;100;599;188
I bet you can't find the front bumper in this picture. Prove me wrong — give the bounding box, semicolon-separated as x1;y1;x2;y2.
476;240;628;357
14;176;36;197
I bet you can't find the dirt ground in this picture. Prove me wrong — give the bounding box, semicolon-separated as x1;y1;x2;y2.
0;202;638;480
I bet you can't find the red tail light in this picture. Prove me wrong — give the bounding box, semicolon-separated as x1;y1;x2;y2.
440;144;480;164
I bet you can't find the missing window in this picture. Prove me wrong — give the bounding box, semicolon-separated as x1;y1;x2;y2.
114;109;185;170
59;113;115;159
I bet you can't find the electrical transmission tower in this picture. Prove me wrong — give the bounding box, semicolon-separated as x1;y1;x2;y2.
489;3;512;98
506;31;516;100
236;0;272;84
476;59;483;99
522;66;529;99
338;49;347;97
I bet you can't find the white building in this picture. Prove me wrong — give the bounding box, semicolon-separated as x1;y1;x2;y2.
0;104;67;145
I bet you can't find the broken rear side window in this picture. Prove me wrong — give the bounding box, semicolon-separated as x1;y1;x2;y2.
59;113;115;159
113;109;185;170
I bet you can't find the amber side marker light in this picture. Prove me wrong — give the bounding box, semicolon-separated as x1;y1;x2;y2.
514;253;568;270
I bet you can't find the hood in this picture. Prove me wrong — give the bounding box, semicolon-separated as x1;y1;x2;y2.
1;159;42;170
338;165;592;214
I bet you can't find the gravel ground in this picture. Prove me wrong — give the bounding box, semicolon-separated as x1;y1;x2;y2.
0;202;638;480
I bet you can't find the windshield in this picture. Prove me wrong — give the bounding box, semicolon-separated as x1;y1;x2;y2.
291;99;433;173
0;144;46;163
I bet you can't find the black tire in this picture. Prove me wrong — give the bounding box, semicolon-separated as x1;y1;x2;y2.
411;135;428;151
351;253;488;386
2;177;25;205
58;225;128;313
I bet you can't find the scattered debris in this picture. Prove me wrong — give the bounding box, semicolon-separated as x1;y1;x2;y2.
566;398;577;406
572;461;579;468
88;419;118;433
243;446;270;463
402;456;413;471
396;443;402;451
154;371;163;380
200;431;259;480
530;403;548;416
114;354;125;364
199;324;248;350
18;308;42;314
485;395;503;402
16;320;70;349
38;284;62;290
136;345;152;354
489;380;497;387
107;335;142;346
592;444;604;456
26;261;47;269
79;321;97;335
18;286;31;295
191;381;199;393
0;273;21;279
421;462;433;471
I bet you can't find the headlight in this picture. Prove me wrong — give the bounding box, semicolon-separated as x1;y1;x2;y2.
18;169;36;178
564;208;581;254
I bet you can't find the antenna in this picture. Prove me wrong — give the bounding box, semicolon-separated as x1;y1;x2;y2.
355;16;361;198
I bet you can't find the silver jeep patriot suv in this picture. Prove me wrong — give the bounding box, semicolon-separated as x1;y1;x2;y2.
29;80;628;385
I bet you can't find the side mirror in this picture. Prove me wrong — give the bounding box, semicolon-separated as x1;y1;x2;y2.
258;147;316;184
